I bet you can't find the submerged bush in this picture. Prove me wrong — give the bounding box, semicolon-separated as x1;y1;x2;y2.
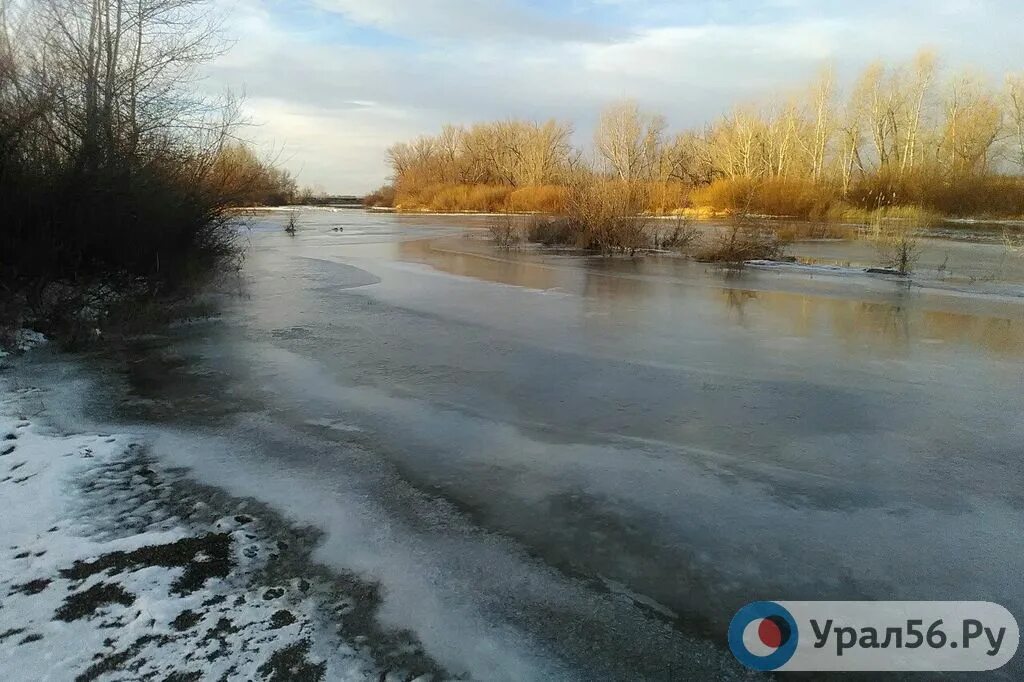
694;224;785;263
562;178;651;254
489;215;523;249
525;217;578;246
868;221;922;275
652;217;700;251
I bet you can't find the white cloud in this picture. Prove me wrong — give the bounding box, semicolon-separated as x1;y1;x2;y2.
203;0;1024;193
237;98;418;193
312;0;615;42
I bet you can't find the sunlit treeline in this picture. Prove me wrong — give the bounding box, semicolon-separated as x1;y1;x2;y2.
209;143;308;207
387;120;576;189
378;50;1024;217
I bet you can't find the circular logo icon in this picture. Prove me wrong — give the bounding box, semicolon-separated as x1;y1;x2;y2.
728;601;799;671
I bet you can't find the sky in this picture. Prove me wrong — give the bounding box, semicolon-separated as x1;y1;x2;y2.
203;0;1024;193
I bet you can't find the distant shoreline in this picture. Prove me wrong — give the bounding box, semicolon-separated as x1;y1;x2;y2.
344;206;1024;228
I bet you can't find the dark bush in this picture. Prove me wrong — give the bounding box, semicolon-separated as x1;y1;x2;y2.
0;0;261;346
525;217;578;246
694;224;785;263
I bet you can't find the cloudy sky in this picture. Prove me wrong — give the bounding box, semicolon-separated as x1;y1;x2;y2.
204;0;1023;193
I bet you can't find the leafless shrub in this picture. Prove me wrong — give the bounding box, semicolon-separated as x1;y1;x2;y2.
868;219;921;274
525;216;577;246
653;216;699;252
489;213;522;249
563;173;650;254
207;143;298;206
694;223;785;263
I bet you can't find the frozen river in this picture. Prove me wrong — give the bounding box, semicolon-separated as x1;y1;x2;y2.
30;210;1024;679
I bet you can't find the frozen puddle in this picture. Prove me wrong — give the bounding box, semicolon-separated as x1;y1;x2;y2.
0;380;441;681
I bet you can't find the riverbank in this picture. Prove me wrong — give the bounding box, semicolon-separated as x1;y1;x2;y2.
0;354;445;681
370;205;1024;228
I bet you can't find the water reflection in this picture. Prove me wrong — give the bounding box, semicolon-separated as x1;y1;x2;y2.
398;236;564;291
396;235;1023;360
717;288;1024;358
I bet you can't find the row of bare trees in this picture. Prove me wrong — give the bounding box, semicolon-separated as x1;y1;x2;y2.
692;53;1013;187
594;52;1024;192
387;120;576;190
383;50;1024;216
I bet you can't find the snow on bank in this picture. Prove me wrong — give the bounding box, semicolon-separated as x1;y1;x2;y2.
0;377;408;681
0;329;47;358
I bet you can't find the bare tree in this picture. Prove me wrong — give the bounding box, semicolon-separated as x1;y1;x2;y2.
1004;73;1024;171
858;61;904;171
939;71;1002;174
437;123;464;183
806;65;835;180
594;100;665;183
23;0;229;171
520;119;573;185
899;49;938;175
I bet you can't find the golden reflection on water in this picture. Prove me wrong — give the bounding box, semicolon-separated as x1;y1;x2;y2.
398;236;562;291
719;288;1024;358
398;236;1024;359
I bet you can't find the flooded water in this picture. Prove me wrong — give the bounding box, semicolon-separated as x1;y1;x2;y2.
46;210;1024;679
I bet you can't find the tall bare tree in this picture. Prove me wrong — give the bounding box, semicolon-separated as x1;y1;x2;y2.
939;71;1002;174
899;50;938;175
1005;73;1024;171
806;65;835;179
594;100;665;183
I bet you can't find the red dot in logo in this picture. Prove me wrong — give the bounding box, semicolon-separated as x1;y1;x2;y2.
758;618;783;648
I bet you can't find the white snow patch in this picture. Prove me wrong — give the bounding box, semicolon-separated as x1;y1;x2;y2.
0;329;47;358
0;378;375;681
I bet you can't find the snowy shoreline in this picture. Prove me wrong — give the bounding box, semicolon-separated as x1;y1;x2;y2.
0;366;441;681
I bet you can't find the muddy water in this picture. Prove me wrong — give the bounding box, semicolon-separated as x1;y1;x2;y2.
67;211;1024;679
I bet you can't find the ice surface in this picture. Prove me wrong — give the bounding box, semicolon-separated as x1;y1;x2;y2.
5;211;1022;680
